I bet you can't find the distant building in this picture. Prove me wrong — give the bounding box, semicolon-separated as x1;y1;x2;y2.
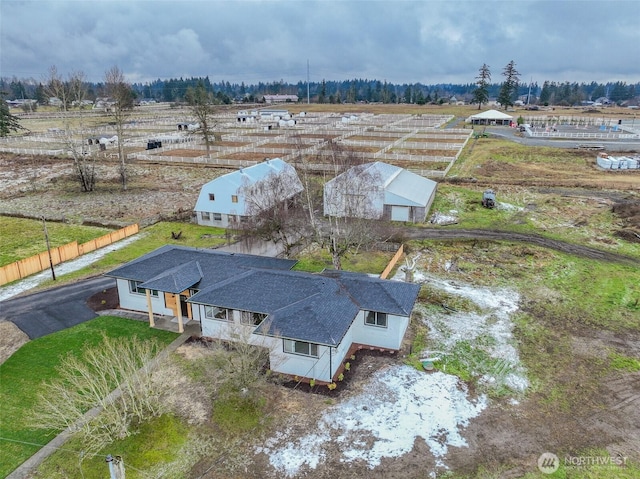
262;95;298;104
467;109;514;125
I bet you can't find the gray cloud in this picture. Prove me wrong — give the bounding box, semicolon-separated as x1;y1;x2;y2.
1;0;638;85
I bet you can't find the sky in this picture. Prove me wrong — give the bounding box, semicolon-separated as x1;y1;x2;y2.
1;0;639;86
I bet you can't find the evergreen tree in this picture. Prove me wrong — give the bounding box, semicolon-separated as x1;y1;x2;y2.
472;63;491;110
497;60;520;109
0;93;27;136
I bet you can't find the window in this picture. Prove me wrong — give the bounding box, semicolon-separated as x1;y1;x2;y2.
201;211;211;221
283;339;318;357
240;215;249;223
212;213;222;221
205;306;230;321
209;193;215;201
365;311;387;328
231;195;238;203
228;215;237;223
128;280;158;297
241;311;266;325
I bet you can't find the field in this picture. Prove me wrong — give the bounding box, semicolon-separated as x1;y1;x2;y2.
1;103;640;478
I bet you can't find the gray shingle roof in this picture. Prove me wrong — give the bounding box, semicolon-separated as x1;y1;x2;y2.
105;245;297;290
319;269;421;315
189;269;362;346
106;245;421;347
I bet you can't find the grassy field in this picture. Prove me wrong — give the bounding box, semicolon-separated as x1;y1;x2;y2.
0;316;179;478
0;216;112;266
9;221;231;288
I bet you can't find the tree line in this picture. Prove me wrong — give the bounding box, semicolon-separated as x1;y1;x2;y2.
2;73;638;107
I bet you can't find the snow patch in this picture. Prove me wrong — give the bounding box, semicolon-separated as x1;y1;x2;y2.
413;272;529;392
429;210;458;225
258;366;486;477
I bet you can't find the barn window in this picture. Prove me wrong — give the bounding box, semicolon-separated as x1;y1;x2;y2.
201;212;210;221
209;193;215;201
212;213;222;221
365;311;387;328
231;195;238;203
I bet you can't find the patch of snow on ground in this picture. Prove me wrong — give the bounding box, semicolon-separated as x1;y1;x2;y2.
497;201;524;212
412;272;529;392
0;234;143;302
429;211;458;225
258;365;486;477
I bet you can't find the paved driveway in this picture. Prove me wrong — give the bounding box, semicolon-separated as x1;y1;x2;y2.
0;276;116;339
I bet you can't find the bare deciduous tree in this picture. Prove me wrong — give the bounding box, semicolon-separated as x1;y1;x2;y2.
29;334;167;457
104;66;134;190
238;162;306;257
319;141;382;269
45;66;96;191
185;80;217;157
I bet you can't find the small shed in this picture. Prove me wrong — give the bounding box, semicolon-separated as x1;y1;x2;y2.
468;109;514;125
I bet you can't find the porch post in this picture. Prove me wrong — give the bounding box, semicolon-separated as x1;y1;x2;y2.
175;293;184;333
145;289;155;327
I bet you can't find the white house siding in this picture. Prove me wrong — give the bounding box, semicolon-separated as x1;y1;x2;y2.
115;278;173;316
269;344;333;382
350;311;410;350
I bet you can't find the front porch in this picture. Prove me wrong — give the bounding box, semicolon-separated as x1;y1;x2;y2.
98;309;202;335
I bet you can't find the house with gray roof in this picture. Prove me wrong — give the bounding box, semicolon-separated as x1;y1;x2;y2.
323;161;438;223
105;245;420;383
194;158;303;228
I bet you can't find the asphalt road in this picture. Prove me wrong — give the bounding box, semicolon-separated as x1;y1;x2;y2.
483;125;640;151
0;275;116;339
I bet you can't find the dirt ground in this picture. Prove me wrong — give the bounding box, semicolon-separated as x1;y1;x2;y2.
2;144;640;478
0;153;226;226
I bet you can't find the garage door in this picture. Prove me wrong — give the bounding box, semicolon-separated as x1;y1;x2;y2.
391;206;409;221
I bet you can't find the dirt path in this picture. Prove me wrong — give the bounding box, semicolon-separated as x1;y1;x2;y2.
402;227;640;267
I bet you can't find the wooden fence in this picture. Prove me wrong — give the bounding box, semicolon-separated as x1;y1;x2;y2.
379;244;404;279
0;224;139;286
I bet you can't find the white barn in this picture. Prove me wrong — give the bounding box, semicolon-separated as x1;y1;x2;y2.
467;109;514;125
324;162;438;223
194;159;303;228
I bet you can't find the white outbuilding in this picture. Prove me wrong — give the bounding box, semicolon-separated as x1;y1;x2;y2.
467;109;514;125
194;158;303;228
323;162;438;223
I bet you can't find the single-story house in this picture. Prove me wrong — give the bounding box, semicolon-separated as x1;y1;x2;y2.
467;109;514;125
194;158;303;228
105;245;421;382
323;161;438;223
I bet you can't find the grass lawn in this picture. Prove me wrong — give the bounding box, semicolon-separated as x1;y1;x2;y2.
0;316;179;478
0;216;112;266
33;221;230;286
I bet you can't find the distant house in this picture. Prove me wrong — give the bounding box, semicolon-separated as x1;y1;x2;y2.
467;109;514;125
105;245;421;382
324;162;438;223
194;158;303;228
262;95;298;104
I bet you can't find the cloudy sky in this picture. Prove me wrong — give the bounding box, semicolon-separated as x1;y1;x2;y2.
1;0;638;86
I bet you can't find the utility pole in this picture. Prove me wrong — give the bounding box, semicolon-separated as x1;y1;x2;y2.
41;216;56;281
307;59;310;105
